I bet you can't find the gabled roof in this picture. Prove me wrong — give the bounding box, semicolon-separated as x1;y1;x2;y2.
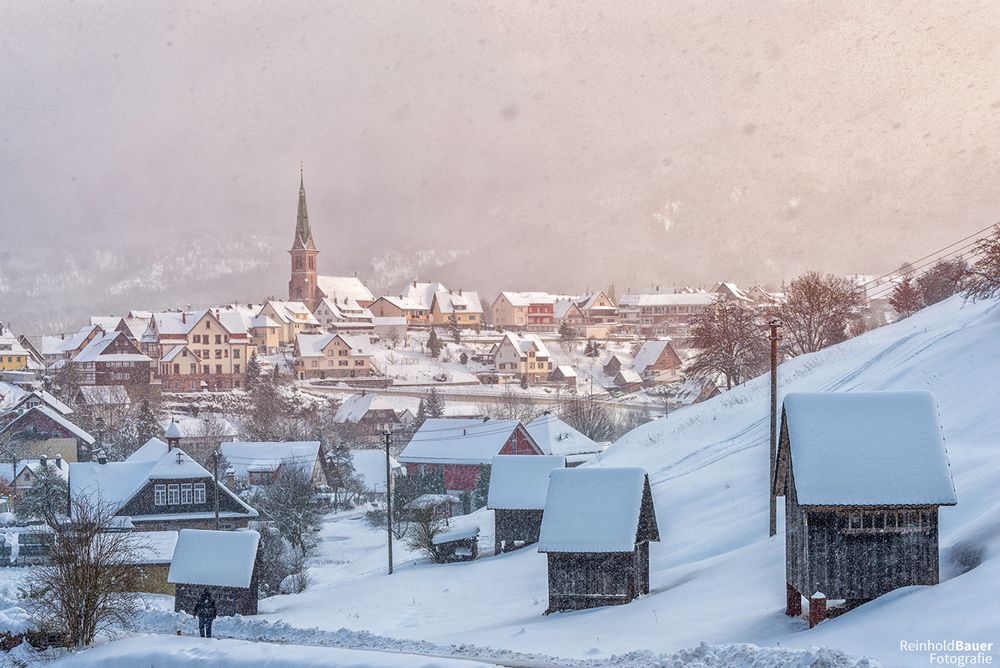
616;369;643;385
552;299;583;320
334;393;420;423
259;301;320;326
2;387;74;416
487;455;565;510
316;276;375;303
70;447;257;517
399;418;541;465
126;437;171;462
168;529;260;588
350;449;403;494
296;333;373;358
526;414;604;456
632;340;677;376
495;291;559;307
778;391;958;507
76;385;130;406
398;281;447;310
617;292;717;307
537;467;659;553
496;332;551;359
73;331;151;364
219;441;321;481
316;297;374;322
432;290;483;314
159;345;199;363
3;405;94;444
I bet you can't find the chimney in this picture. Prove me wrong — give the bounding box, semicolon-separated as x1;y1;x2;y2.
61;332;65;340
458;289;462;296
412;280;417;288
224;467;236;490
181;312;187;324
97;450;107;465
55;454;62;469
39;454;47;468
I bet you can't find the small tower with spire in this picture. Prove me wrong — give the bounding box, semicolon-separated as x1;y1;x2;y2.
288;167;319;304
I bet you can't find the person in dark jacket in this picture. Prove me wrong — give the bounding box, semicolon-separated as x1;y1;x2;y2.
193;589;217;638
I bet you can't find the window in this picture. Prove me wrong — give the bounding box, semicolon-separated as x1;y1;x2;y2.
842;509;930;534
215;364;223;374
154;484;166;506
181;484;192;504
215;349;222;359
233;349;241;359
215;335;222;344
167;484;179;504
192;334;200;344
194;483;206;504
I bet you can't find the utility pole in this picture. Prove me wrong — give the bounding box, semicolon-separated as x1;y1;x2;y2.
212;450;221;530
384;430;393;575
768;319;782;538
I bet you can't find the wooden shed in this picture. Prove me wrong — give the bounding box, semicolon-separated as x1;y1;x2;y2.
774;392;957;624
537;467;659;613
169;529;261;617
487;455;565;554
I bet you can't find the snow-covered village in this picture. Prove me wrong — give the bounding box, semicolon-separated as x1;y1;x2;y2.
3;3;1000;667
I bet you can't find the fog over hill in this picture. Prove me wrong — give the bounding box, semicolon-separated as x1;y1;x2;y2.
3;1;999;331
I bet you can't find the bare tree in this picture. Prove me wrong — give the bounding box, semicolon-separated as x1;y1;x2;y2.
964;229;1000;302
889;277;924;318
688;299;767;390
404;509;445;563
917;259;967;305
21;498;146;647
479;385;534;422
558;397;618;442
778;271;865;355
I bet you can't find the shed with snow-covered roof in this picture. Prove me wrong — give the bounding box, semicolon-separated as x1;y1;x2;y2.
537;467;659;613
399;418;543;496
219;441;324;488
525;414;606;464
487;455;565;554
169;529;261;616
774;391;957;624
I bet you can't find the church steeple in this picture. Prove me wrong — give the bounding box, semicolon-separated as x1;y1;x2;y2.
288;167;319;304
292;168;316;251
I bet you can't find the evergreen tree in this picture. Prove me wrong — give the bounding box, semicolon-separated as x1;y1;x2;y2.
471;464;491;510
889;277;925;318
558;321;576;345
427;329;443;358
447;313;461;343
425;388;445;418
245;351;262;393
459;352;469;365
520;374;529;389
414;399;427;428
584;338;599;357
134;400;159;444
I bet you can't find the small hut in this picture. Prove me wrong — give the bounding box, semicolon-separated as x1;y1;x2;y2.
169;529;261;617
432;526;480;562
614;369;643;393
774;392;957;625
537;467;659;613
487;455;566;554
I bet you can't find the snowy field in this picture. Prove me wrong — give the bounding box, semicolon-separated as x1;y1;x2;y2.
20;294;1000;666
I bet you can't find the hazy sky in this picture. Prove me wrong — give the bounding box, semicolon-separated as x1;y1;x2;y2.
3;0;1000;317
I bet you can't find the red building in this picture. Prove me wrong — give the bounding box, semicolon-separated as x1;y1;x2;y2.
399;418;543;495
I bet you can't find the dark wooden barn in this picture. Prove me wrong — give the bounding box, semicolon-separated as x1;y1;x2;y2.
537;467;659;613
774;391;957;625
487;455;565;554
168;529;261;617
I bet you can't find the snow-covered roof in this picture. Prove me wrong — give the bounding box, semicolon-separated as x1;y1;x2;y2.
399;419;538;465
71;448;258;517
128;530;178;565
433;290;483;314
399;281;447;310
487;455;565;510
127;438;171;462
372;316;407;327
782;391;958;507
220;441;320;480
497;291;557;307
334;393;420;423
616;369;643;385
72;331;150;364
618;292;717;307
526;415;605;457
350;449;403;493
76;385;130;406
0;385;73;416
0;457;69;484
168;529;260;588
6;406;95;444
497;332;551;359
317;275;375;303
296;333;374;358
250;314;280;329
537;467;654;553
632;340;674;376
258;301;320;326
551;365;577;378
405;493;460;510
159;345;197;363
432;525;479;544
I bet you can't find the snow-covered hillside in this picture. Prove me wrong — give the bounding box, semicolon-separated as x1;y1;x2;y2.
53;295;1000;666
